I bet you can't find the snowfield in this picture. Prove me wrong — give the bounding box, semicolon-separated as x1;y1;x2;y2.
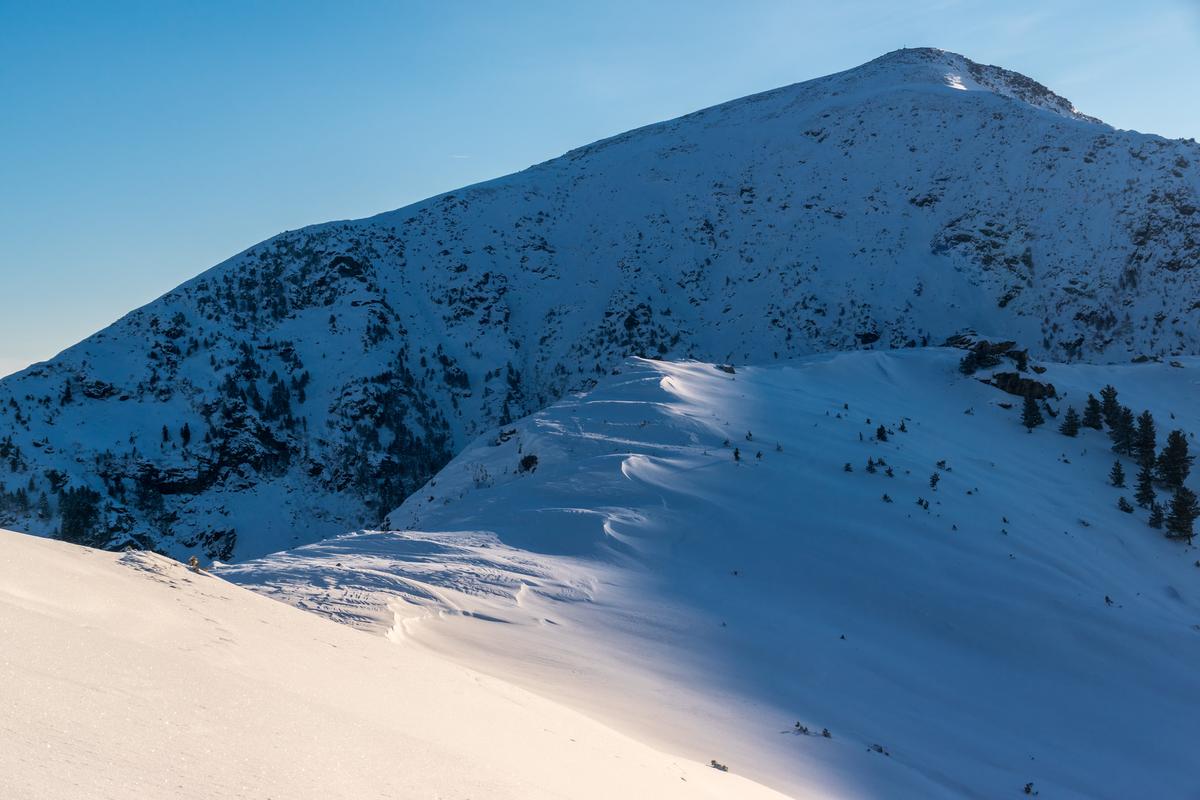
223;351;1200;799
0;529;786;800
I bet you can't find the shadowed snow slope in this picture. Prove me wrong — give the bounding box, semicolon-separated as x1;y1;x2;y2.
224;351;1200;799
0;529;785;800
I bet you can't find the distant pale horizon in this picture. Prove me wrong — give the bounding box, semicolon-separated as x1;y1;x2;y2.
2;0;1198;377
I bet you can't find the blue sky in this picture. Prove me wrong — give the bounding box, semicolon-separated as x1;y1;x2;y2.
2;0;1197;376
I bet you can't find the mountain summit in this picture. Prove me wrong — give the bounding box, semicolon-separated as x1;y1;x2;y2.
846;47;1100;122
0;49;1196;558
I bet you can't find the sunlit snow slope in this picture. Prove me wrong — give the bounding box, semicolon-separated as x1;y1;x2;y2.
0;529;785;800
225;351;1200;799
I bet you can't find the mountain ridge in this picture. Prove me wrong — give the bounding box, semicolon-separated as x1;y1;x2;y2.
0;48;1196;559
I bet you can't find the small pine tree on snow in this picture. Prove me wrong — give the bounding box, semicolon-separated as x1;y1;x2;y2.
865;457;877;474
733;447;741;463
1020;395;1044;432
1082;394;1103;430
1117;496;1134;513
1134;410;1156;468
1059;407;1080;437
1165;486;1200;544
1109;460;1125;488
161;424;170;443
1135;462;1156;508
929;472;941;491
1109;406;1135;455
899;420;907;433
882;493;893;503
1156;430;1194;489
875;425;888;442
843;462;852;472
1149;502;1165;529
180;422;191;448
1099;385;1121;429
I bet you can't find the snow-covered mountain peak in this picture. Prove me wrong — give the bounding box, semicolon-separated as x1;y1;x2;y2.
842;47;1101;124
1;49;1196;560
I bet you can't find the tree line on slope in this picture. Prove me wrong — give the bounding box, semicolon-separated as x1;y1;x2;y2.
1020;385;1197;543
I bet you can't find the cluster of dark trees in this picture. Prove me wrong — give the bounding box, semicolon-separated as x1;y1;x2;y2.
1029;384;1198;542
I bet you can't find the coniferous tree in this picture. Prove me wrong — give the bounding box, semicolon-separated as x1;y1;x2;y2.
180;422;192;448
875;425;888;442
1021;395;1044;432
36;492;51;520
161;424;170;443
1058;407;1080;437
1109;406;1135;455
1134;410;1156;468
1099;385;1121;429
58;486;102;547
1156;430;1194;489
1082;394;1103;430
1134;462;1156;508
1165;486;1200;544
929;472;940;491
1148;502;1164;529
1109;459;1126;488
1117;496;1134;514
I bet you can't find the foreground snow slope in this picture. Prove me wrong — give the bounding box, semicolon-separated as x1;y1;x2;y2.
3;48;1199;559
0;530;784;800
225;351;1200;799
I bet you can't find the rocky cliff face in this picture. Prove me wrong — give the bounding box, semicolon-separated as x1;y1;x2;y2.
2;48;1197;558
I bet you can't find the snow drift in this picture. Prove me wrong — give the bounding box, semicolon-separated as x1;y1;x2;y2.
225;350;1200;798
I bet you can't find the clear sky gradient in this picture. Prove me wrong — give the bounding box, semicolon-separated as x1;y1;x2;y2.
2;0;1198;377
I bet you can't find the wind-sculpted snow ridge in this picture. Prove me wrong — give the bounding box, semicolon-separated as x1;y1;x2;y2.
0;528;788;800
1;47;1198;559
225;351;1200;799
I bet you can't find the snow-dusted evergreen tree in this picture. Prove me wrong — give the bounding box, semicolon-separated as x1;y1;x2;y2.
1148;502;1165;529
1082;395;1103;430
1109;407;1135;456
1021;395;1044;432
1135;462;1156;508
1058;407;1080;437
1109;460;1126;488
1165;487;1199;544
1133;411;1156;468
1099;385;1121;430
1156;430;1194;489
